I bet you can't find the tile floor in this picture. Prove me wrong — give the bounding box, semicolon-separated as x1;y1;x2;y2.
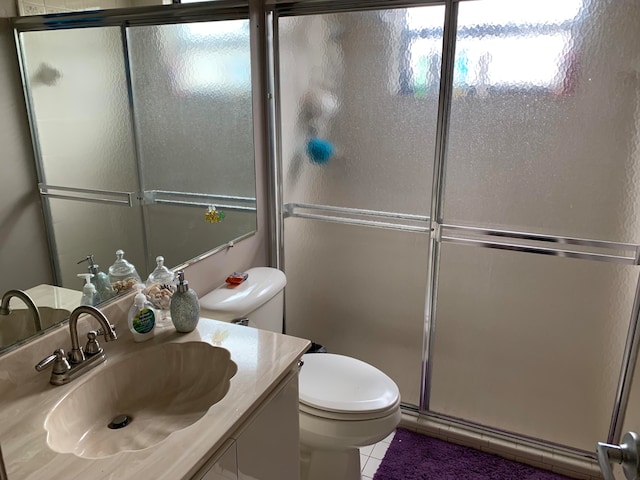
360;430;396;479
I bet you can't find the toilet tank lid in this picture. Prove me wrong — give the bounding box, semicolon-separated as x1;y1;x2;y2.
199;267;286;319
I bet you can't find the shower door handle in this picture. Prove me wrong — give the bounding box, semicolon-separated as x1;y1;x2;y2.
597;431;640;480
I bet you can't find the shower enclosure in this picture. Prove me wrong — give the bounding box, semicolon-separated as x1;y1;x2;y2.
273;0;640;456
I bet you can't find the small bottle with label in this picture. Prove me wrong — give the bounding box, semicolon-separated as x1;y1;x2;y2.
128;284;156;342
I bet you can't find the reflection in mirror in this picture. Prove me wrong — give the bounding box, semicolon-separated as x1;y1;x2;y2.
3;10;257;354
16;0;169;16
15;0;219;16
0;285;79;350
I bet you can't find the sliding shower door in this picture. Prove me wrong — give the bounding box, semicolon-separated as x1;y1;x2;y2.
276;0;640;454
428;0;640;451
277;6;445;406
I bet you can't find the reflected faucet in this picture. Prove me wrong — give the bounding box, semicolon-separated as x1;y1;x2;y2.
35;305;117;386
0;290;42;332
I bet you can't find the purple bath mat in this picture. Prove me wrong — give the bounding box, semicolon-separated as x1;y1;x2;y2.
373;429;576;480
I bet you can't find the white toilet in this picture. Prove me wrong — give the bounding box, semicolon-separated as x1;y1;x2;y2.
200;267;401;480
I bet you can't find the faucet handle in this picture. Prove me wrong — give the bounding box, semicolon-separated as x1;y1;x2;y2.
85;326;114;355
35;352;57;371
35;349;71;375
84;331;103;356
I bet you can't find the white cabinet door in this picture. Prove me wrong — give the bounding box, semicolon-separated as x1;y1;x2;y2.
235;370;300;480
197;439;238;480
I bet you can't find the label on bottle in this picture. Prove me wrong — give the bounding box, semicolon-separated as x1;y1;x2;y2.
133;308;155;334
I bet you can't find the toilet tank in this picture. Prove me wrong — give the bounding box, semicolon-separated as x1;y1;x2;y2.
199;267;287;333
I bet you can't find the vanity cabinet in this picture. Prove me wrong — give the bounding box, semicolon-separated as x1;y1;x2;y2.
235;369;300;480
199;439;237;480
193;369;300;480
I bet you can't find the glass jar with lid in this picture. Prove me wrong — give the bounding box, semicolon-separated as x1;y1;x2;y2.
144;256;176;328
108;249;141;294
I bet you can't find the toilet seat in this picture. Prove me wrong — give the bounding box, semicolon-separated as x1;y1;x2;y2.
299;397;401;421
299;353;400;416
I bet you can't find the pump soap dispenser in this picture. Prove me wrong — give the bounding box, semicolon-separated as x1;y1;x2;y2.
128;284;156;342
78;255;114;303
170;271;200;333
77;273;97;306
108;249;141;294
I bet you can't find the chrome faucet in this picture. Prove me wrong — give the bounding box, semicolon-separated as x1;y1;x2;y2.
35;305;117;386
0;289;42;332
67;305;117;363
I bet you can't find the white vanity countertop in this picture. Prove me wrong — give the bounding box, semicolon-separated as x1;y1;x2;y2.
0;317;310;480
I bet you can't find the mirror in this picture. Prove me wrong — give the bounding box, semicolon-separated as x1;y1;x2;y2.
1;11;257;352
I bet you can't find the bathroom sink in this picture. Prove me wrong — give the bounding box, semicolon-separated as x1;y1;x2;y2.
0;307;70;348
40;307;72;329
44;341;237;459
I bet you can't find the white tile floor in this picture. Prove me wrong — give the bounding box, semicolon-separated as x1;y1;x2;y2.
360;430;396;479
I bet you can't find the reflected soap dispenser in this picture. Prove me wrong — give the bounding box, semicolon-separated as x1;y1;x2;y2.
170;271;200;333
128;284;156;342
77;273;97;306
78;255;115;303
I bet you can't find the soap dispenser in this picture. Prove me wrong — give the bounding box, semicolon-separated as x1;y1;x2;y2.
77;273;97;306
170;271;200;333
145;256;175;328
108;249;142;294
77;255;115;303
128;284;156;342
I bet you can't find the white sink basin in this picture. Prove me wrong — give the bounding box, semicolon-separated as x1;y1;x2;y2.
44;341;237;459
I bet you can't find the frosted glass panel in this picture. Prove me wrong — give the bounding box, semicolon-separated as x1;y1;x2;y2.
430;243;635;450
279;6;444;215
21;28;137;191
443;0;640;243
16;0;169;16
144;204;256;269
127;20;256;198
48;199;145;289
284;219;428;407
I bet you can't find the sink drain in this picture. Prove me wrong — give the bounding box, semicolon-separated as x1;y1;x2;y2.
108;414;132;429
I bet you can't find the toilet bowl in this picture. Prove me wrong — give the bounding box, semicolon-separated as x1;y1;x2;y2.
199;267;401;480
298;352;401;480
